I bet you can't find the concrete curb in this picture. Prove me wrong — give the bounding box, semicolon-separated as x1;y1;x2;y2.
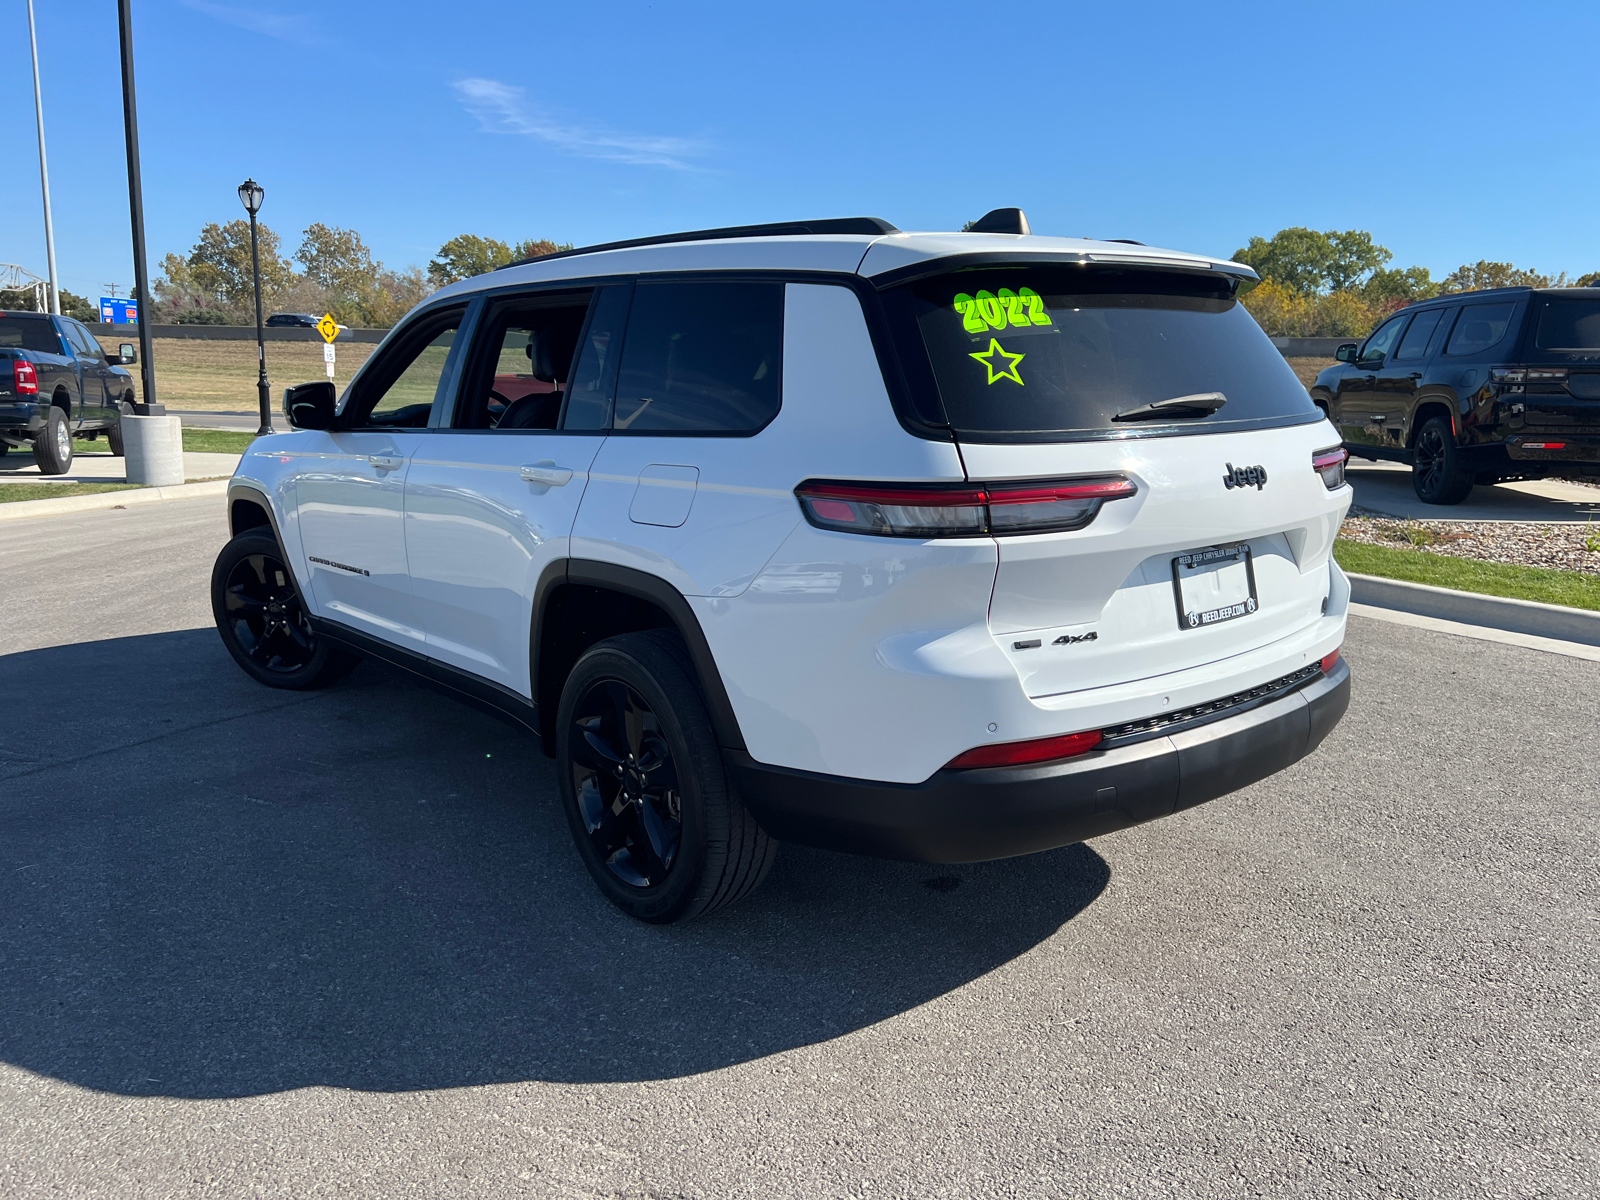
0;479;227;522
1347;572;1600;647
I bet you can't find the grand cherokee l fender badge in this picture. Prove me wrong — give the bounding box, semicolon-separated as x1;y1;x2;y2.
1222;463;1267;490
309;555;370;577
1053;631;1098;645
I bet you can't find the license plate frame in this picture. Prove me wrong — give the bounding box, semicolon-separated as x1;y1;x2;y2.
1172;543;1258;631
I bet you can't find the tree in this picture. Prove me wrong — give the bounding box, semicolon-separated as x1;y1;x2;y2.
1439;260;1561;293
296;223;377;295
1325;230;1392;292
427;234;573;286
1577;271;1600;288
187;220;294;307
0;286;96;322
1233;228;1338;295
1233;227;1393;295
1361;265;1438;305
512;237;573;260
428;235;514;287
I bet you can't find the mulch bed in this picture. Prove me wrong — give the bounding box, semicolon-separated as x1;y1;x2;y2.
1340;508;1600;575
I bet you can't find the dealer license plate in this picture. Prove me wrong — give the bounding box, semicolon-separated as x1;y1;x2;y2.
1172;544;1258;631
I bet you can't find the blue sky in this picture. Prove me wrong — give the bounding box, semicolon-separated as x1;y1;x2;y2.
5;0;1599;302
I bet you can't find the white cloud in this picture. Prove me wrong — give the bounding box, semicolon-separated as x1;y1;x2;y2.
181;1;319;45
453;78;707;171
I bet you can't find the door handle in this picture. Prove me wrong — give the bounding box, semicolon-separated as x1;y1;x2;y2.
519;463;574;486
367;454;404;470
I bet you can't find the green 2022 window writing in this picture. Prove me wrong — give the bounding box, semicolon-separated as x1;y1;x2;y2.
953;287;1054;334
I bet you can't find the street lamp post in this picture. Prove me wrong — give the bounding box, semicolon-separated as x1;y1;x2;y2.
237;179;274;436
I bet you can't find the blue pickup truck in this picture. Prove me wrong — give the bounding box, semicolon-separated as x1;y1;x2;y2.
0;310;139;474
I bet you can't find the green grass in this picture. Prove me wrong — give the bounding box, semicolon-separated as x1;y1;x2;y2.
181;428;257;454
1335;538;1600;612
0;482;144;504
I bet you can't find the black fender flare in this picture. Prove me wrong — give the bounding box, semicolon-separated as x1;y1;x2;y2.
533;559;747;752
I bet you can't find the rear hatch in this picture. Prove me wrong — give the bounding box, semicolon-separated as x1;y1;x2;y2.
879;260;1346;698
1512;293;1600;432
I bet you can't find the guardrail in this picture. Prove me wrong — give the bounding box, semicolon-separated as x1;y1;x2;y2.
88;322;386;344
1271;337;1354;357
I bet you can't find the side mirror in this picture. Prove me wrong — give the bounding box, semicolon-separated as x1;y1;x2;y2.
118;343;137;365
284;380;336;430
1334;343;1359;363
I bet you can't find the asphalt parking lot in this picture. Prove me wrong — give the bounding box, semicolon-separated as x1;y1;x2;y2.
1;498;1595;1199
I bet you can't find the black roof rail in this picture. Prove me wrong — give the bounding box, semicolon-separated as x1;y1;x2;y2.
500;217;900;269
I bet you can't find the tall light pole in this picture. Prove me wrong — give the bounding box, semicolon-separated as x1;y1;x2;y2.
26;0;60;315
118;0;156;408
238;179;274;436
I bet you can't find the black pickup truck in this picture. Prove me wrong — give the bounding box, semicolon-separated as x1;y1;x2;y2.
0;310;139;474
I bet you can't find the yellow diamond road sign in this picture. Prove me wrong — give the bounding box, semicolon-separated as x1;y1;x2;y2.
315;314;340;343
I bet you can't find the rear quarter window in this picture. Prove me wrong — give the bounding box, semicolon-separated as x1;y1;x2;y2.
1444;301;1517;357
611;280;783;435
882;264;1317;441
0;316;64;355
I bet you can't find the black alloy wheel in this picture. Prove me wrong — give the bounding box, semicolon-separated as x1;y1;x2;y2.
210;528;358;689
1412;416;1473;505
569;678;684;888
556;630;776;923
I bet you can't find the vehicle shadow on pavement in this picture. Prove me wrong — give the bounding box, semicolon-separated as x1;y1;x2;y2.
0;630;1109;1099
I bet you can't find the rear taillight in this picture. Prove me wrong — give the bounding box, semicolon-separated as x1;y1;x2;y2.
945;729;1103;770
13;361;38;395
1320;647;1341;673
1525;368;1568;382
796;476;1137;539
1312;446;1348;490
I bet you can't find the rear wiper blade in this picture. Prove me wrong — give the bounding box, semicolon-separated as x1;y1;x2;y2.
1111;391;1228;422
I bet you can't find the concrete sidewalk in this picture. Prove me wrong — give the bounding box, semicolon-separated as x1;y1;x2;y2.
0;449;241;484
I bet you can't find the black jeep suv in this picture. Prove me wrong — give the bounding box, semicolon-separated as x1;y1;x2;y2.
1311;287;1600;504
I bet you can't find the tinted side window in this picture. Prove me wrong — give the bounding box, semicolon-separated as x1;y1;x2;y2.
563;284;633;431
1394;308;1445;361
343;306;465;428
612;281;783;434
1359;314;1409;363
1445;302;1516;357
63;321;102;360
454;291;592;431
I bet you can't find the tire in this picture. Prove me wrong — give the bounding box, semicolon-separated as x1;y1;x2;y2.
210;529;359;690
32;406;72;475
107;398;133;457
556;630;776;923
1412;416;1474;505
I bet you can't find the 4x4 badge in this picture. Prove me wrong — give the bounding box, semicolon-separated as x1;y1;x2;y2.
1052;631;1098;645
1222;463;1267;490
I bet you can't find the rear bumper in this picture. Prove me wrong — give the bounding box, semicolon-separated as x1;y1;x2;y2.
726;658;1350;863
0;400;48;436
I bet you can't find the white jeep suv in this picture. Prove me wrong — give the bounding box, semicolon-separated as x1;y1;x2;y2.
211;213;1353;923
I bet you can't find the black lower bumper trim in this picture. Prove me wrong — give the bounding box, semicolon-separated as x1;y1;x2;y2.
726;658;1351;863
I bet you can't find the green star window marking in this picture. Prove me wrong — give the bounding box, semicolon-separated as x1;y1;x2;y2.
952;287;1053;332
969;337;1025;385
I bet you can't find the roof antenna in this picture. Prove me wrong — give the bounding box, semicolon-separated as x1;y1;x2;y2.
967;207;1031;235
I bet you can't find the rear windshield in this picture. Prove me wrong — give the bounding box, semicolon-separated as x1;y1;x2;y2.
0;315;63;355
1534;298;1600;351
884;265;1317;440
